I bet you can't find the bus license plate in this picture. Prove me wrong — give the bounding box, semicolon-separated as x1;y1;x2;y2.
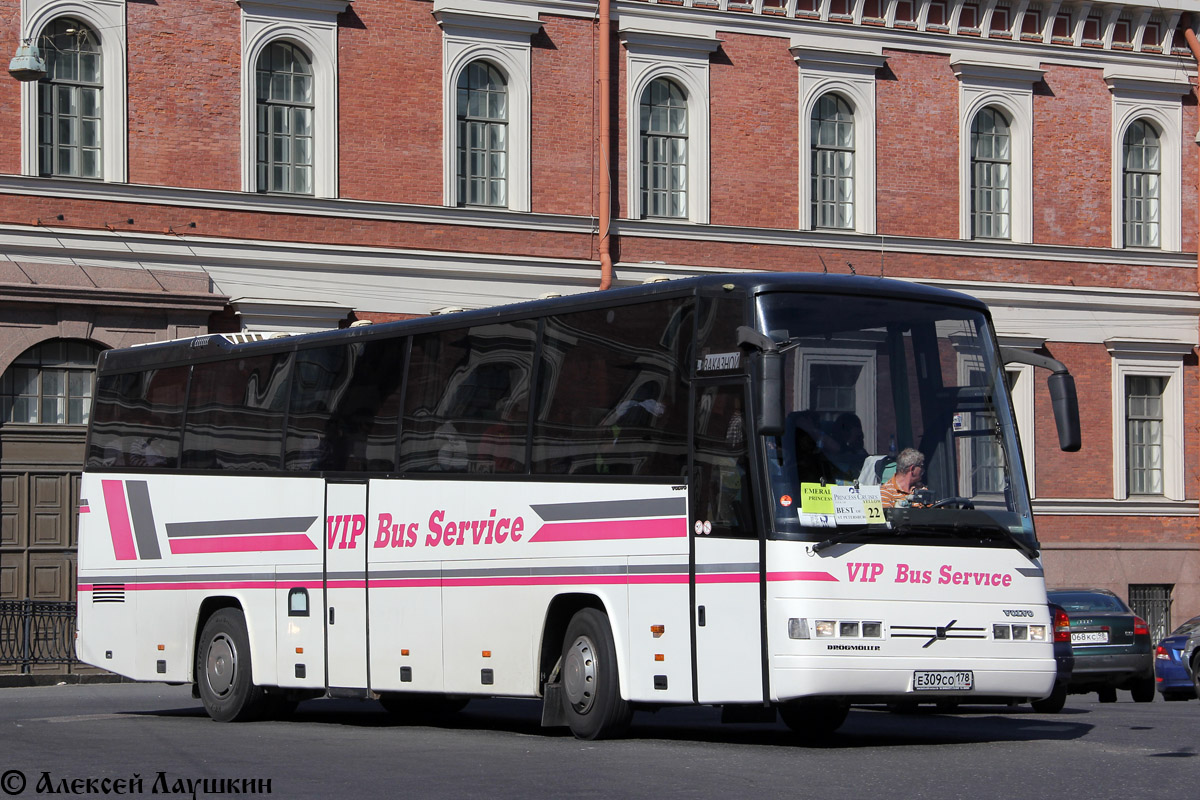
913;670;973;691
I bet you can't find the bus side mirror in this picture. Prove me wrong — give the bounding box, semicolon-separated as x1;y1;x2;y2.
1047;372;1081;453
738;326;784;436
1001;347;1081;453
759;350;783;436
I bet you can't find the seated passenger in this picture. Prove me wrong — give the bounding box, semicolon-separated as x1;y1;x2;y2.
880;447;927;508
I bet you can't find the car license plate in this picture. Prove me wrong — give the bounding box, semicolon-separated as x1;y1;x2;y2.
913;670;973;691
1071;631;1109;644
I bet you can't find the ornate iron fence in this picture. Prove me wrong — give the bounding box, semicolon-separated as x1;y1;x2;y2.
0;601;78;672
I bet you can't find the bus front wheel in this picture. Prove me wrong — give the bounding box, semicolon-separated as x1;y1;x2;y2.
560;608;632;740
196;608;265;722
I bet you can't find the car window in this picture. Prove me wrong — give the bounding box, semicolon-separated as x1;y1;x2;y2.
1046;591;1129;613
1169;616;1200;636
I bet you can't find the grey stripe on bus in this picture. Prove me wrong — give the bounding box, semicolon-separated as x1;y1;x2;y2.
529;497;687;522
1015;567;1044;577
694;562;759;574
81;572;278;584
164;516;319;538
83;563;692;585
125;481;162;561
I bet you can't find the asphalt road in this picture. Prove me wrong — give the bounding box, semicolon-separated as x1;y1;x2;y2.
0;684;1195;799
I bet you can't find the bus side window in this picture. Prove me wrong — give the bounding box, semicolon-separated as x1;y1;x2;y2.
87;365;189;469
181;353;292;471
693;384;754;537
285;339;405;472
399;322;535;474
531;298;692;477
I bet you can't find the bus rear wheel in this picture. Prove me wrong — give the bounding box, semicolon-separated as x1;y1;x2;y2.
560;608;631;740
196;608;265;722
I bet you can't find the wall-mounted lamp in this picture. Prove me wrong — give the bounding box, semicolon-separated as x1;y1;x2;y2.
164;221;197;235
104;218;134;231
8;39;47;81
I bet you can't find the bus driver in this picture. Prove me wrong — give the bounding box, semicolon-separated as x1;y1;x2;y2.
879;447;927;508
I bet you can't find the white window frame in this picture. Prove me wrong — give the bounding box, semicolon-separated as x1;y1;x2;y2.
622;26;720;225
239;0;347;199
20;0;127;182
792;44;884;235
1104;73;1189;252
952;59;1040;244
435;7;540;213
1107;340;1189;502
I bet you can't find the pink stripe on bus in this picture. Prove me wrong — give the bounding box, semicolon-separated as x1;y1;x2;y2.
696;572;759;584
167;533;318;554
101;480;138;561
529;518;686;543
767;571;839;583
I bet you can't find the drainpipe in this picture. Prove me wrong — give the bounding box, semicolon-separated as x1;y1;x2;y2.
597;0;614;290
1184;15;1200;294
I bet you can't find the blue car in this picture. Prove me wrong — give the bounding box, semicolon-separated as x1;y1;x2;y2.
1156;615;1200;701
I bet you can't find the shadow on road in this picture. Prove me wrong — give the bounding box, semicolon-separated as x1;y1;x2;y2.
123;696;1095;749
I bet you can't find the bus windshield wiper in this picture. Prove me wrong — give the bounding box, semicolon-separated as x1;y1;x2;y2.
811;524;897;554
888;511;1040;561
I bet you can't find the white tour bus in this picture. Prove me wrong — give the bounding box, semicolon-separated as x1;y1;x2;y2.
76;273;1080;739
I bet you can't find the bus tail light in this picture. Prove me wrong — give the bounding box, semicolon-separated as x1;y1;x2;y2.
1134;617;1150;636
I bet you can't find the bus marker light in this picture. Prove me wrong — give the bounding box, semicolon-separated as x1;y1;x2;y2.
157;644;165;651
815;620;835;637
650;625;665;637
482;650;491;658
788;618;810;639
401;649;410;656
654;654;664;662
295;647;303;654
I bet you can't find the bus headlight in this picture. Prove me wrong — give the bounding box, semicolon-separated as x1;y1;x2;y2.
815;620;836;637
788;618;810;639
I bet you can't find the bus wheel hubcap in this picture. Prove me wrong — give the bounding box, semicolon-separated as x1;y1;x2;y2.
207;634;236;697
564;635;597;714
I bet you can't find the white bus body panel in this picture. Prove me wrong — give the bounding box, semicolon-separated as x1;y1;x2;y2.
325;482;369;689
765;540;1056;701
694;536;763;704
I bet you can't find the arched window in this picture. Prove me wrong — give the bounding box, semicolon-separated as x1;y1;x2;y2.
1123;119;1161;248
37;18;101;179
639;78;688;219
810;94;855;230
970;107;1012;239
456;61;508;207
1;340;102;425
256;41;314;194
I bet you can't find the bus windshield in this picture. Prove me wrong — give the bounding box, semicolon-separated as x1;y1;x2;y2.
757;291;1034;550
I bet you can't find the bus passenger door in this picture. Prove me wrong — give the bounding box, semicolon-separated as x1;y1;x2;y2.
325;481;369;690
691;381;765;704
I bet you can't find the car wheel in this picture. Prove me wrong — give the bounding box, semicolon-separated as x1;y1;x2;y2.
1097;687;1118;703
1130;677;1155;703
1031;683;1067;714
